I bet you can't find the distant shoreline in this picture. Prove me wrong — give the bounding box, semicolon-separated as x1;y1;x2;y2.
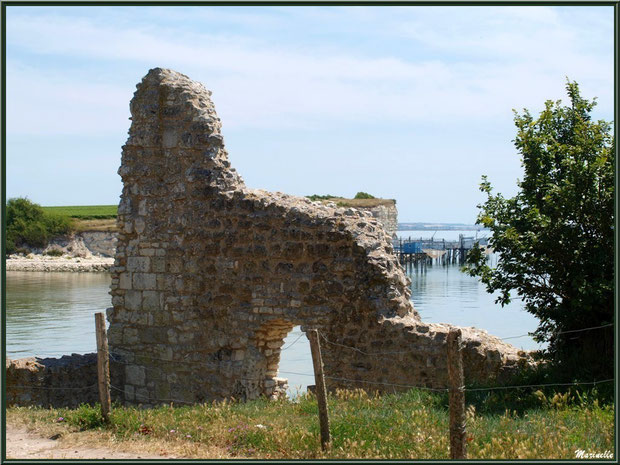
398;223;487;231
6;254;114;272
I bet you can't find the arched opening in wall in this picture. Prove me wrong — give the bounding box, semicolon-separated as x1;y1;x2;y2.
253;320;312;399
278;325;312;398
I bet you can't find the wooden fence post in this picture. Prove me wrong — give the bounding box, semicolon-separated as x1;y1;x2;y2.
447;328;466;459
307;329;331;451
95;312;111;422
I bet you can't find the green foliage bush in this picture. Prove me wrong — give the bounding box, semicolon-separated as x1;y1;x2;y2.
5;198;73;254
44;249;64;257
464;81;614;381
306;194;337;201
354;192;375;199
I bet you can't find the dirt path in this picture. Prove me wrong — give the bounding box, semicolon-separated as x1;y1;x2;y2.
5;424;175;459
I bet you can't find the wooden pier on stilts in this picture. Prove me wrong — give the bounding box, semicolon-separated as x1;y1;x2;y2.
393;234;491;270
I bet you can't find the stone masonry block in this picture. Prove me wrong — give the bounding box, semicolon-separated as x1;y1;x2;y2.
135;387;149;403
124;384;135;401
133;273;157;290
119;273;132;290
123;327;139;344
127;256;150;272
126;365;145;386
124;290;142;311
142;290;161;310
152;257;166;273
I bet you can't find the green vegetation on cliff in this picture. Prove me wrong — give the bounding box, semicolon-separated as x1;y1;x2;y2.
5;198;73;254
306;193;394;208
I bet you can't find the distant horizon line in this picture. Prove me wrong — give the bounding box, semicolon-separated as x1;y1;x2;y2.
398;222;487;230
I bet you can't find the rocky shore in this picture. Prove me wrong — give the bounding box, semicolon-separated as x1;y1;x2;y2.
6;254;114;272
7;231;117;272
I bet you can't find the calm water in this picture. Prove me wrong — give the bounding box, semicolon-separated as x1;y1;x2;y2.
5;230;543;396
5;271;112;358
396;230;542;345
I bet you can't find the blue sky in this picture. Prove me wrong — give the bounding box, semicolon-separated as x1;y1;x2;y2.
5;5;614;223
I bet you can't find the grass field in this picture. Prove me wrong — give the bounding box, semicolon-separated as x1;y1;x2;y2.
42;205;117;220
6;388;614;460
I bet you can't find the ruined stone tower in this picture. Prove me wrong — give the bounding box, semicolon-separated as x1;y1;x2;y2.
108;68;526;406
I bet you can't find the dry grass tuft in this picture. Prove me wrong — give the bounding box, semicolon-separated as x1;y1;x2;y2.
73;218;118;232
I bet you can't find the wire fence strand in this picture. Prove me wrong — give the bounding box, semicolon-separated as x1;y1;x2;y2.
318;332;419;356
497;322;614;342
323;375;449;392
317;323;614;356
464;378;614;392
9;383;99;391
110;352;280;386
554;323;614;336
281;332;305;351
8;376;615;401
109;384;197;405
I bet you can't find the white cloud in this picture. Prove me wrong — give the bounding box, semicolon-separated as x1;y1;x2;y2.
6;62;132;136
5;6;614;138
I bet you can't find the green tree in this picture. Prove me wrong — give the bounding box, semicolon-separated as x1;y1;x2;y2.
5;197;73;254
465;81;614;381
354;192;375;199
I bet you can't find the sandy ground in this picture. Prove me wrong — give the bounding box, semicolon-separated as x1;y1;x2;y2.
5;424;176;459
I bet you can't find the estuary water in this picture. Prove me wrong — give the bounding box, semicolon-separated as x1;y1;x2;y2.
5;271;112;359
5;229;543;396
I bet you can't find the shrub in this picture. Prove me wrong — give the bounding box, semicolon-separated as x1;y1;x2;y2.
5;198;73;254
354;192;375;199
6;237;16;255
44;213;73;236
306;194;337;201
45;249;64;257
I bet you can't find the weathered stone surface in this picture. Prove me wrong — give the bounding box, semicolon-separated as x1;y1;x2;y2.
9;231;117;259
367;203;398;238
100;68;532;407
5;354;111;408
80;231;117;257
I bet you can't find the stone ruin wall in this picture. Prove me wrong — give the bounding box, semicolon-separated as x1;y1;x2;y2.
6;354;103;408
103;68;529;406
5;68;529;409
